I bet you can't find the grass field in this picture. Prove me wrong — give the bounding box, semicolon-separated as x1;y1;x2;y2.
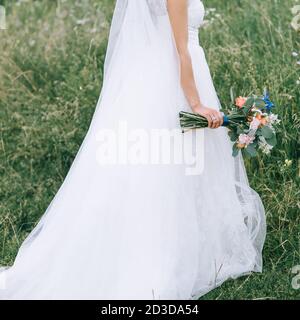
0;0;299;299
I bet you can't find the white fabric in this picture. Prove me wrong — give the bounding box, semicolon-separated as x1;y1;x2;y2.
0;0;266;300
147;0;168;16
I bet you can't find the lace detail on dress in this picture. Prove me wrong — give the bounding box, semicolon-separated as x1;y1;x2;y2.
147;0;167;16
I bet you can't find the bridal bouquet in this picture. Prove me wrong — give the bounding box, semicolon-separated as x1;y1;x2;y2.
179;91;280;158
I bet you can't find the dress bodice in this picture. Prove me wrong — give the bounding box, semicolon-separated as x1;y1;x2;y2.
148;0;205;41
188;0;205;44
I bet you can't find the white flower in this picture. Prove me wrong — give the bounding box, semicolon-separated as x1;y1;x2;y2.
206;8;216;15
291;5;300;31
292;51;299;57
284;159;292;167
258;136;273;154
76;18;90;26
269;113;281;125
202;20;210;28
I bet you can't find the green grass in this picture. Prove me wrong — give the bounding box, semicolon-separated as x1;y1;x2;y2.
0;0;299;299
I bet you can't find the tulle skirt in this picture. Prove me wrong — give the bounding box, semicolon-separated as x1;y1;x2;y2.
0;41;266;300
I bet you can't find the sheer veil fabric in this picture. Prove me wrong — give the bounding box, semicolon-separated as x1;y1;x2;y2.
0;0;266;300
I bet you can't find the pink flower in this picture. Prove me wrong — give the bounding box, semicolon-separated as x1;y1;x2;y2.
235;96;247;108
238;134;255;146
250;117;261;130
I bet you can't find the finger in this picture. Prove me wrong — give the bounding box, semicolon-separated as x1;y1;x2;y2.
218;115;222;128
211;118;218;129
210;115;217;129
213;111;222;128
206;115;212;128
213;119;219;129
212;113;219;128
219;113;224;126
217;112;223;127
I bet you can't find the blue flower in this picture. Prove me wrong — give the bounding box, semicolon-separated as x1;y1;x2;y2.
263;91;275;111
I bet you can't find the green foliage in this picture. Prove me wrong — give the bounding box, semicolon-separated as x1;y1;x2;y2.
0;0;299;299
261;126;275;139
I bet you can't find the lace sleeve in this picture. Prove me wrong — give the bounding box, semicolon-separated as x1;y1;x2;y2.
147;0;168;16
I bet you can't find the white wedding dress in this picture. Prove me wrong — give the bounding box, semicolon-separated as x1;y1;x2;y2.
0;0;266;300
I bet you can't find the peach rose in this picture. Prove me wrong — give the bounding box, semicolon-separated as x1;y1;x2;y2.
235;96;247;108
260;117;269;126
236;142;246;149
255;113;268;126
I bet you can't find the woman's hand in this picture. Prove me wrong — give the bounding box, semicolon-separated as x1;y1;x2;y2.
192;104;223;129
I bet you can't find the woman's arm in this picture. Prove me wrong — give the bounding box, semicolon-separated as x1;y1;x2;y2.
167;0;223;128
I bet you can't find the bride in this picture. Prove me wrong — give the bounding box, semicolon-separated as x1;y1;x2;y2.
0;0;266;300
